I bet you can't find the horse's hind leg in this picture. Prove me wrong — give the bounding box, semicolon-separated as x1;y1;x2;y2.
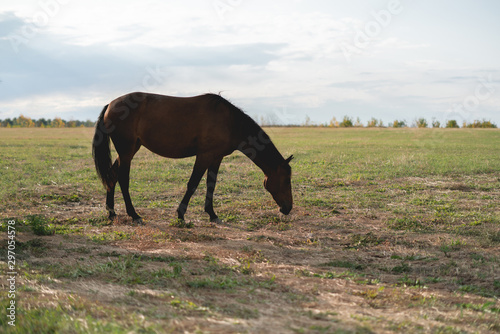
105;159;120;220
117;156;143;224
114;138;142;224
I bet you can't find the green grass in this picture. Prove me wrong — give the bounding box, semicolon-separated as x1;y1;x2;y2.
26;215;56;236
0;127;499;333
0;293;159;333
2;128;499;212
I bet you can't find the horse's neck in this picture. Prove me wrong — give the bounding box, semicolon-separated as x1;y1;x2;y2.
238;126;283;175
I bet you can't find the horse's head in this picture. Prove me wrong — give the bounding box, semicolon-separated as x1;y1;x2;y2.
264;155;293;215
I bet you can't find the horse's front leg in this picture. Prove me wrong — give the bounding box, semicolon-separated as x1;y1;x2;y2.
177;156;210;221
205;158;223;223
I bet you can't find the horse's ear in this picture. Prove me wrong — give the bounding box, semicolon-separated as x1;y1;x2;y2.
285;155;294;164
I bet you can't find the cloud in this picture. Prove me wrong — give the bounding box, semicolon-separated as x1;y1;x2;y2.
1;2;499;125
375;37;430;50
0;12;25;36
0;8;353;120
0;13;290;119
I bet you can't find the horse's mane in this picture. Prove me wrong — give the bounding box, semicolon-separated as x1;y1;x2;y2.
204;93;287;171
205;93;262;134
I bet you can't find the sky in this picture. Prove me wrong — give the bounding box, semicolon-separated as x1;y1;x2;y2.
1;0;500;125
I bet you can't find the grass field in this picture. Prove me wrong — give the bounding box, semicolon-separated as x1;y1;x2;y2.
1;127;499;333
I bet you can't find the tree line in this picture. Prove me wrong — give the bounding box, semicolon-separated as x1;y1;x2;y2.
347;117;497;129
0;114;497;129
260;115;497;128
0;115;95;128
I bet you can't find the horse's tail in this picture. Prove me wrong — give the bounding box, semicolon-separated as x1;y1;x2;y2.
92;104;113;189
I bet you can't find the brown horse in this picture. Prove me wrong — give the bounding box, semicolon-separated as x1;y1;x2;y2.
92;92;293;224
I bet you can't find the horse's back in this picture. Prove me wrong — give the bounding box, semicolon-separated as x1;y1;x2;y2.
105;92;239;159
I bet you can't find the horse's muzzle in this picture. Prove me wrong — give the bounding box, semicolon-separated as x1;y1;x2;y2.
280;205;292;215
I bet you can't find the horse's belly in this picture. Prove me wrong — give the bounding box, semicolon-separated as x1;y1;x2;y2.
140;132;198;159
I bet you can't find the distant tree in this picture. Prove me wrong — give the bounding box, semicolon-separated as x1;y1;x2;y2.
432;119;441;128
84;120;95;127
392;120;407;128
414;118;428;128
354;117;363;127
329;117;339;127
339;116;353;128
2;118;13;127
52;117;65;128
303;115;312;127
464;119;497;128
479;120;497;128
367;118;378;127
259;115;265;126
17;114;34;127
259;114;278;127
36;118;49;127
445;120;459;128
366;118;386;128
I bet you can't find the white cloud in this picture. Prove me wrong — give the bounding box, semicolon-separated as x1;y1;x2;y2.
375;37;430;50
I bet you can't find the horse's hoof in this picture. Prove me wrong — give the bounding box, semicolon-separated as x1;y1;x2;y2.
211;217;223;224
133;217;144;225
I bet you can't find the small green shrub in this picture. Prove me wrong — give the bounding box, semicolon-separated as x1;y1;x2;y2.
169;219;194;228
392;262;412;274
27;215;55;236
